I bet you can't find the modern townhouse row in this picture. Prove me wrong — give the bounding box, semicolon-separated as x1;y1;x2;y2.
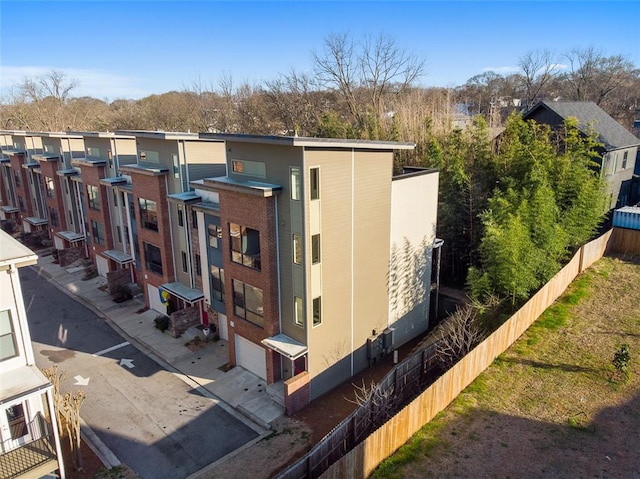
0;129;440;410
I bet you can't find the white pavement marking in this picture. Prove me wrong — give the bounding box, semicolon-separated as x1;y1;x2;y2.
120;358;135;369
92;341;130;357
74;375;90;386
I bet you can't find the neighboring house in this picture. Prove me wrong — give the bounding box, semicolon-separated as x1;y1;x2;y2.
188;133;439;409
523;101;640;209
0;230;65;479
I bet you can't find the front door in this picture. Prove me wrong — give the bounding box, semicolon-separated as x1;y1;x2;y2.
0;401;32;452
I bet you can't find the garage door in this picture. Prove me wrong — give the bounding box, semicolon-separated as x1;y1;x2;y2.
235;335;266;380
96;254;109;278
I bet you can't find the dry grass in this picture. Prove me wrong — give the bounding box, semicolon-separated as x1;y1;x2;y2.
372;255;640;479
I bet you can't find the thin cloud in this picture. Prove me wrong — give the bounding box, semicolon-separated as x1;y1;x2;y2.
482;66;521;74
0;66;148;101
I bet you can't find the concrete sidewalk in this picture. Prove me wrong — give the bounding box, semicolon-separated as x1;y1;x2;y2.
34;253;284;432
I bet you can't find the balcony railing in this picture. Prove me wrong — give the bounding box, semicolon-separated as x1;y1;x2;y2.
0;413;58;479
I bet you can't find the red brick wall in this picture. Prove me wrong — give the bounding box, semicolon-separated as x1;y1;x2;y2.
80;164;114;264
39;161;68;234
284;372;310;416
9;154;32;220
219;189;281;384
130;172;174;307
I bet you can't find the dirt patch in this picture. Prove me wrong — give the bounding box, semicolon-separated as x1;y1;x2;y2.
372;255;640;478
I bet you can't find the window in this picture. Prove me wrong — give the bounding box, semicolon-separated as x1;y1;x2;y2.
45;177;55;198
139;198;158;231
233;279;263;327
310;167;320;200
0;309;18;361
177;206;184;227
294;297;304;327
293;234;302;264
181;251;188;273
622;151;629;170
232;160;244;173
116;226;122;243
290;167;301;200
192;210;198;229
87;146;101;158
18;196;25;212
312;234;321;264
91;220;105;245
87;185;100;210
211;266;225;303
49;208;59;228
195;254;201;276
312;297;322;326
144;242;163;275
172;154;180;178
208;224;222;248
13;170;21;188
230;223;261;270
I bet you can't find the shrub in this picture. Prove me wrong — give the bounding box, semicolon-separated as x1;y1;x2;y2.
154;315;169;332
112;284;132;303
613;344;631;378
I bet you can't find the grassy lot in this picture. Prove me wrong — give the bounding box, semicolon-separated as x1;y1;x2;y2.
372;255;640;479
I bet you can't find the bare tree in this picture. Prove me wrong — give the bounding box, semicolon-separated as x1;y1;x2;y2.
313;32;425;135
435;303;487;369
561;47;636;106
519;49;560;110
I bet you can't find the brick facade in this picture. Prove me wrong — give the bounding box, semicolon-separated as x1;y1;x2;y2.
78;164;115;264
106;267;133;295
126;169;175;309
219;189;281;384
168;305;199;338
38;160;68;234
57;246;85;267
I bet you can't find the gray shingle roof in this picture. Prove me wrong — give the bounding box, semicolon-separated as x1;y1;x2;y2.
525;101;640;150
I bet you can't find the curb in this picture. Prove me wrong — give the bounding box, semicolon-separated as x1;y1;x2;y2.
80;417;121;469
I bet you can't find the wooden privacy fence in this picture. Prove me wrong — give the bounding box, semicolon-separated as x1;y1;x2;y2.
279;230;628;479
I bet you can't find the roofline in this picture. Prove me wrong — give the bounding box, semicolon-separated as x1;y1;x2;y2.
114;130;216;141
0;130;84;139
199;132;416;150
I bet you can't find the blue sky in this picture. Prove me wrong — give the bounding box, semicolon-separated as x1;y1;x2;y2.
1;1;638;101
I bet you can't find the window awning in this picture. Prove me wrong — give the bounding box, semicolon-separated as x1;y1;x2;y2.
160;282;204;304
24;216;48;226
56;231;85;243
0;205;18;213
262;334;308;360
102;250;134;265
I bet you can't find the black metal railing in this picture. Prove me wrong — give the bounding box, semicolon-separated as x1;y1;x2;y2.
0;413;58;479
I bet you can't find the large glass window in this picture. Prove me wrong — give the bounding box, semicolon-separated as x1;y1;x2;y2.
233;279;263;327
91;220;105;245
87;185;100;210
230;223;261;270
144;242;163;275
290;167;301;200
294;297;304;327
312;296;322;326
49;207;59;228
139;198;158;231
211;266;225;303
312;234;321;264
208;224;222;248
310;167;320;200
45;176;55;198
0;310;18;361
293;234;302;264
